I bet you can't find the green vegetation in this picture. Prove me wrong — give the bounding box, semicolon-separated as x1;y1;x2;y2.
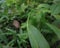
0;0;60;48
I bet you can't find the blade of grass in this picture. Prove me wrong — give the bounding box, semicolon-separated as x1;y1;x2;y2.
46;23;60;39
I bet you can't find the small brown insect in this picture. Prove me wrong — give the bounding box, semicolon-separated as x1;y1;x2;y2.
13;20;20;29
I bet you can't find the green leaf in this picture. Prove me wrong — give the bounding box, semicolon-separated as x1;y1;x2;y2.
20;3;28;12
53;0;60;3
0;44;2;48
46;23;60;39
53;15;60;20
27;24;50;48
50;3;60;15
37;4;50;9
5;0;17;6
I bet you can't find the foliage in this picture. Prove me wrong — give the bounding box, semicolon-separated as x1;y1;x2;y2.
0;0;60;48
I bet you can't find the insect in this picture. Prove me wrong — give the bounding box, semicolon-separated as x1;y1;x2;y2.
13;20;20;29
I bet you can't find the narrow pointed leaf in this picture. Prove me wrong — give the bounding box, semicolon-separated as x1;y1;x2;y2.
27;24;50;48
46;23;60;39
